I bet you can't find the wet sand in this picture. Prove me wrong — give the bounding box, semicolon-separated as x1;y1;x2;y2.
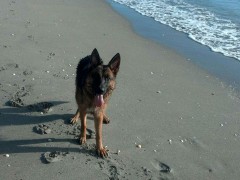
0;0;240;179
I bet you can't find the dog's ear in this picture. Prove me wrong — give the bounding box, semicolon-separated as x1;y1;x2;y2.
91;48;101;66
108;53;120;76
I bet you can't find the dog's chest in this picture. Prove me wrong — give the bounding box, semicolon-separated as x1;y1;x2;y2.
87;107;95;114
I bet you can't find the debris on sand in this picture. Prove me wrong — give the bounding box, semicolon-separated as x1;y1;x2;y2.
152;160;171;174
27;102;53;113
142;167;152;175
159;162;171;173
34;124;52;134
4;154;10;158
136;144;142;148
6;97;24;107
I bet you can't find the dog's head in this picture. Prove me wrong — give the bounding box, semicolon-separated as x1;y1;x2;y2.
85;49;120;107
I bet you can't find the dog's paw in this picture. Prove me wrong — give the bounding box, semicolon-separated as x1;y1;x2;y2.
96;147;108;158
103;116;110;124
70;117;78;124
79;136;87;145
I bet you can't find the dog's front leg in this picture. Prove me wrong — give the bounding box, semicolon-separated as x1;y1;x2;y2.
94;111;108;158
79;108;87;144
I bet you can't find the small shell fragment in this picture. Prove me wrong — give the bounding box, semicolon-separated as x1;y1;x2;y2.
117;150;120;154
168;139;172;144
45;128;52;134
136;144;142;148
5;154;10;157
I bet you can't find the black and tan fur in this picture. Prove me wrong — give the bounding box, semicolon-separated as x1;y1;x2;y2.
71;48;120;157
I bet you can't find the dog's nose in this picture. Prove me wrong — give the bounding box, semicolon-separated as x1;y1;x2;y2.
99;86;105;94
98;80;108;94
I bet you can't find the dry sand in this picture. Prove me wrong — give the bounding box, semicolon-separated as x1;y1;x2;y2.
1;0;240;179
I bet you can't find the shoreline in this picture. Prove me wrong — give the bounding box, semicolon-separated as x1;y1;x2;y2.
1;0;240;179
106;0;240;92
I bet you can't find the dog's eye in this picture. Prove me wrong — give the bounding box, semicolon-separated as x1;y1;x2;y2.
104;76;114;81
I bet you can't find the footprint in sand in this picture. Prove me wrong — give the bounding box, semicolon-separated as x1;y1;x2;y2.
95;157;125;180
22;69;33;76
151;160;174;179
42;151;69;163
152;161;171;173
6;85;32;107
109;165;118;180
0;63;19;72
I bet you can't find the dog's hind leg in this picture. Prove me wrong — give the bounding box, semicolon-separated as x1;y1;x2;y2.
70;109;80;124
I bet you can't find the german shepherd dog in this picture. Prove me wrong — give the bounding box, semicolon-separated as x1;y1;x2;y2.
71;49;120;158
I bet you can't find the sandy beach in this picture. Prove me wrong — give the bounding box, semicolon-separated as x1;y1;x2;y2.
1;0;240;179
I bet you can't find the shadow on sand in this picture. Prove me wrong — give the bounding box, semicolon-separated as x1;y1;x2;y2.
0;101;97;158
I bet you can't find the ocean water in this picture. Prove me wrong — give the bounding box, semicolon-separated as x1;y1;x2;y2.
111;0;240;62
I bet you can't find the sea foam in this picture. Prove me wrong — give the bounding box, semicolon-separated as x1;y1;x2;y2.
113;0;240;61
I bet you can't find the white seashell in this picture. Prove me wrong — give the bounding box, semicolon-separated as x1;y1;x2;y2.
168;139;172;144
136;144;142;148
5;154;10;157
